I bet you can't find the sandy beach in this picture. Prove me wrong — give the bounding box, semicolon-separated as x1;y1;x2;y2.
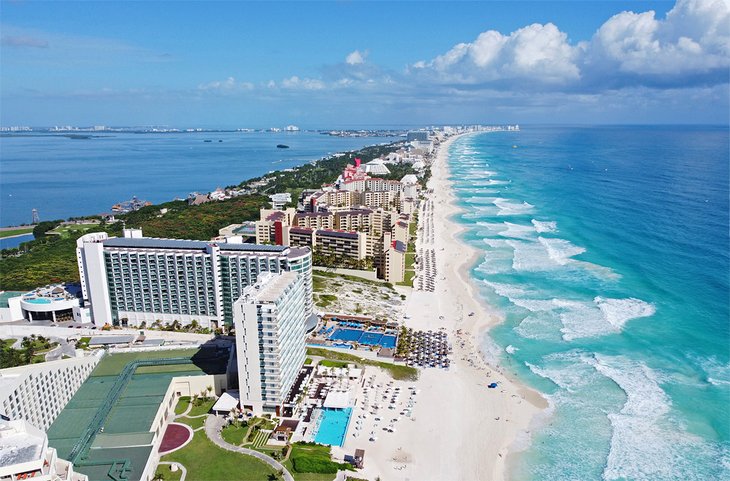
346;133;547;481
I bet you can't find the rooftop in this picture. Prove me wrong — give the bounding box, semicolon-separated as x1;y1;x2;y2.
244;271;300;304
0;291;24;308
103;237;287;253
317;229;359;240
0;419;45;468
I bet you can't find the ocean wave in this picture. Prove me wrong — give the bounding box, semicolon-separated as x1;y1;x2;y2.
538;237;586;265
531;219;558;233
505;344;519;354
493;198;533;215
595;297;656;330
586;355;721;481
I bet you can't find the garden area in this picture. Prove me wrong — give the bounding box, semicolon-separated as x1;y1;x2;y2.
306;347;418;381
284;443;353;481
160;429;280;481
0;335;58;367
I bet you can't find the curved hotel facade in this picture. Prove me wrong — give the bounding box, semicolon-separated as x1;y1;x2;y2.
76;229;312;329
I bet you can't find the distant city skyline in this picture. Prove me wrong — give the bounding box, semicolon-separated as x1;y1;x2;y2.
2;0;728;126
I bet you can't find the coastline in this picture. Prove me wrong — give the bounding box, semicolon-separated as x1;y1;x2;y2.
358;132;546;481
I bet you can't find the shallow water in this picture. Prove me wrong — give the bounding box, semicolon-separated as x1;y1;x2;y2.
447;126;729;481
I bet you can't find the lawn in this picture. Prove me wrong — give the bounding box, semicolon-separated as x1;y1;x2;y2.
283;443;351;481
174;397;191;415
154;465;183;481
161;430;277;481
306;347;418;381
0;227;34;238
47;223;98;237
221;424;249;446
187;398;216;417
318;359;350;368
316;294;337;308
177;415;207;430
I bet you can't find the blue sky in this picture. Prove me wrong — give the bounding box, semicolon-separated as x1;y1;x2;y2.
1;0;728;127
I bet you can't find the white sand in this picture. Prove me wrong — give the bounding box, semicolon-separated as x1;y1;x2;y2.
345;134;547;481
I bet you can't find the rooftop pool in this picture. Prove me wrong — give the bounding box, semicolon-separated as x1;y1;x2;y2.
314;407;352;447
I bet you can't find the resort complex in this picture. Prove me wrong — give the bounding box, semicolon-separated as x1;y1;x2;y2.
75;229;313;328
1;126;542;481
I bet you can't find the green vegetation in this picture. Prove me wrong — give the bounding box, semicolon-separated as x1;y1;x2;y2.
315;294;337;308
48;223;99;237
76;337;91;350
174;396;191;415
187;397;216;417
0;335;57;368
313;270;392;290
177;415;207;430
304;357;313;365
0;140;405;291
306;347;418;381
161;429;276;481
0;227;34;238
286;443;352;477
153;465;183;481
221;423;249;446
318;359;350;368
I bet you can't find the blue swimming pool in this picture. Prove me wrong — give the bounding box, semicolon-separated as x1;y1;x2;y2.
314;408;352;447
328;328;398;349
25;297;51;304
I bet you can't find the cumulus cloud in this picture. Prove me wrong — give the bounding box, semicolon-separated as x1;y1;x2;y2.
345;49;367;65
411;0;729;91
584;0;730;87
2;35;49;48
411;22;580;87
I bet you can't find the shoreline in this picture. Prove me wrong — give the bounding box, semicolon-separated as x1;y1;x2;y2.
355;132;546;481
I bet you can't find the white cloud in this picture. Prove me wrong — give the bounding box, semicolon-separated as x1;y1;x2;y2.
280;76;326;90
345;49;367;65
587;0;730;78
412;23;580;86
411;0;729;90
198;77;254;92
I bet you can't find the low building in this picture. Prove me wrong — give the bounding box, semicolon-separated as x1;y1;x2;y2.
234;272;307;415
0;354;101;431
269;193;292;210
0;418;87;481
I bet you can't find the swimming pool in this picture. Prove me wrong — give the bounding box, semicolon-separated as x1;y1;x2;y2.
25;297;52;304
329;328;398;349
314;408;352;447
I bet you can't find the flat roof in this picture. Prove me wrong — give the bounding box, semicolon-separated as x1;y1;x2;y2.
103;237;287;253
88;335;135;346
0;291;23;308
0;419;45;468
247;271;299;304
317;229;359;240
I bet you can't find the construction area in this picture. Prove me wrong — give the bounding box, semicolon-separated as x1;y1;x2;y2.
46;347;230;481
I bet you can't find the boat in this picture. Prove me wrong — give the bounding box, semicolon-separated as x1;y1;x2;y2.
204;139;212;142
277;144;290;149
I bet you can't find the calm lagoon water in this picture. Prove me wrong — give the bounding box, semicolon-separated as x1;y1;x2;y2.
0;131;398;226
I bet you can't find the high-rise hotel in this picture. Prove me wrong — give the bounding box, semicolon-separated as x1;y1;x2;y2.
76;229;313;329
234;271;306;414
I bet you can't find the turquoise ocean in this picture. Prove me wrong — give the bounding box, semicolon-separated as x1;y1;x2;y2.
447;126;729;481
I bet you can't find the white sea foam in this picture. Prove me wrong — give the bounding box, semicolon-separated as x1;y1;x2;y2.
493;198;533;215
482;280;526;299
585;355;714;481
500;222;536;239
531;219;558;233
595;297;656;330
538;237;586;265
697;356;730;386
505;345;518;354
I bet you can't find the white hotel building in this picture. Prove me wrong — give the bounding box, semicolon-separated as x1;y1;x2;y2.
233;272;306;415
76;229;313;329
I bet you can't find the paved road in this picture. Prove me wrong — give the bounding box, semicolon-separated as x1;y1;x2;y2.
204;415;294;481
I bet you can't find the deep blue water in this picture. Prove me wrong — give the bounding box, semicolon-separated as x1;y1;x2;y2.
447;126;729;481
0;131;398;226
0;233;34;250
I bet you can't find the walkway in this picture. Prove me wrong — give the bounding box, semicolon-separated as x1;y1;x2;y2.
204;415;294;481
157;462;187;481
